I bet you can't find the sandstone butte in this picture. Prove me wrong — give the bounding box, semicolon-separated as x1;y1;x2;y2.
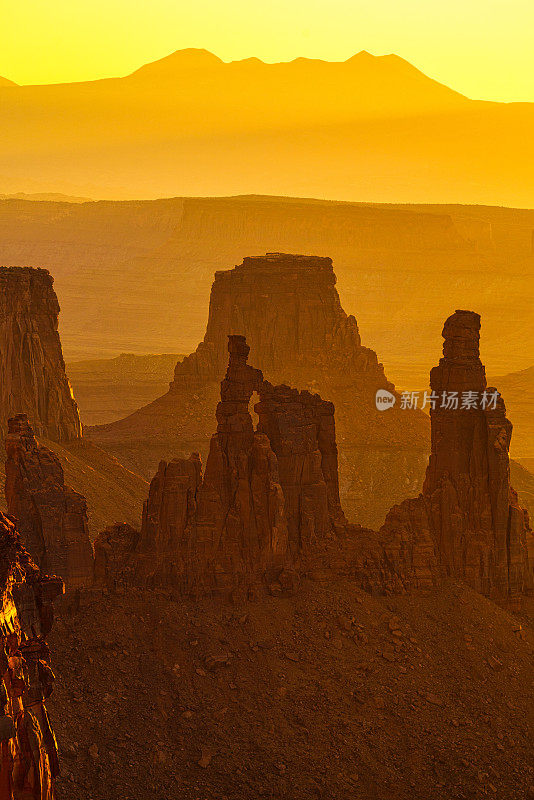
0;509;64;798
0;267;81;443
88;253;430;529
5;414;94;591
95;319;533;609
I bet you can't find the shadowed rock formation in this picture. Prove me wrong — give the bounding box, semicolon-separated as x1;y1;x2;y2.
0;267;81;443
135;337;293;596
89;254;429;528
5;414;94;590
256;382;348;551
98;320;533;608
134;335;359;596
171;254;384;389
377;310;533;606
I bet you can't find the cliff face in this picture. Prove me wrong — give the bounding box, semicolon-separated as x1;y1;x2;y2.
377;311;533;606
0;267;81;443
5;414;93;589
172;254;386;390
256;382;348;552
90;254;429;528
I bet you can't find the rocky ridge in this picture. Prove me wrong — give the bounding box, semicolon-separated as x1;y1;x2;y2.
0;509;64;798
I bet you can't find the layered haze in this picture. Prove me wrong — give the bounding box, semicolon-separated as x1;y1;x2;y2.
1;193;532;399
1;49;534;204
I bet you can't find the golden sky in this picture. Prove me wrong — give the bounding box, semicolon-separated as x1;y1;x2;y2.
2;0;533;101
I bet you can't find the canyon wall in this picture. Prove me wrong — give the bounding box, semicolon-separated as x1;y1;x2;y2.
0;267;81;443
5;414;94;590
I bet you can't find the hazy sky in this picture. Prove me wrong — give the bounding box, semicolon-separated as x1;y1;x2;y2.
2;0;533;101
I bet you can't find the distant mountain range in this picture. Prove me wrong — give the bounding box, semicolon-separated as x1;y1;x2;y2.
1;48;533;204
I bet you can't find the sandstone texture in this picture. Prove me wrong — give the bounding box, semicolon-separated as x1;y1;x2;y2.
93;523;139;589
89;254;429;528
377;310;533;605
0;267;81;443
172;254;384;389
5;414;94;590
0;509;64;799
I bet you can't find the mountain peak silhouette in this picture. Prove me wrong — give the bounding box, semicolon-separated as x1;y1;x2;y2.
129;48;223;78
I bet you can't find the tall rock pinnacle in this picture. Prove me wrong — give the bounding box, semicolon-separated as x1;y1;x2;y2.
134;335;351;596
0;267;81;442
378;310;533;606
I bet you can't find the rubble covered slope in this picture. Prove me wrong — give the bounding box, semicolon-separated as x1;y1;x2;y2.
48;580;534;800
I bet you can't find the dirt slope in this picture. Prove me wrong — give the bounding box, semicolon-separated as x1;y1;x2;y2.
48;580;534;800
